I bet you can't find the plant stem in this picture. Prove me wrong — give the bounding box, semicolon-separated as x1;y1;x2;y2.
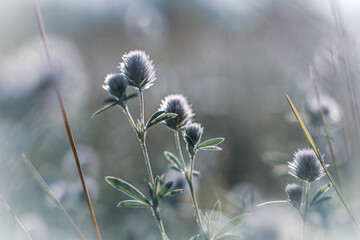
189;154;195;184
174;130;186;168
0;193;33;240
188;180;206;239
139;89;145;124
152;207;169;240
302;181;310;240
140;139;155;186
122;105;138;135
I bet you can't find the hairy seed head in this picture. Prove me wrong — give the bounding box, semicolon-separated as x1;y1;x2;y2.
119;50;156;90
102;73;128;100
285;183;302;209
159;94;194;130
288;148;326;182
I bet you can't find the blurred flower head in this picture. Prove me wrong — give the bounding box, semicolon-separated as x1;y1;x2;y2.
183;122;204;146
285;183;302;209
305;95;341;126
159;94;194;130
119;50;156;90
288;148;326;182
102;73;129;100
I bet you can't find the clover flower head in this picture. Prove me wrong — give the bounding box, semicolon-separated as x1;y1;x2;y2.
183;122;204;146
102;73;129;100
288;148;326;182
119;50;156;90
158;94;194;130
285;183;302;209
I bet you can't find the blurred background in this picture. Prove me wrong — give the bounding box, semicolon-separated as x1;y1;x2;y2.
1;0;360;239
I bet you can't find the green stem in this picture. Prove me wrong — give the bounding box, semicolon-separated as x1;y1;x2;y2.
122;105;138;135
302;181;310;240
189;154;195;184
188;180;206;239
139;89;145;124
140;139;155;186
152;207;169;240
174;130;186;168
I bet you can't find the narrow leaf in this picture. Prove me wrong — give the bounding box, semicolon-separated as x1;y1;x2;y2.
162;189;184;198
214;214;250;239
192;170;201;177
189;235;200;240
312;196;332;206
105;176;149;204
147;113;177;129
210;200;221;237
310;183;332;207
169;165;183;173
216;233;243;240
122;93;138;101
256;200;290;207
146;110;165;128
198;138;224;148
159;181;174;197
199;146;222;151
185;135;195;148
92;102;118;118
117;200;149;208
164;151;183;170
103;97;118;104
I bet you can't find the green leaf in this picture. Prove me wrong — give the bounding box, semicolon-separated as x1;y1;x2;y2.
117;200;149;208
256;200;290;207
92;101;118;118
105;176;149;204
312;196;332;206
216;232;243;240
164;151;183;171
310;183;332;207
169;165;183;173
198;138;224;148
159;181;174;197
162;189;184;198
192;170;201;177
103;97;118;104
146;113;177;129
122;93;138;101
189;235;200;240
214;214;250;238
262;151;290;166
185;135;195;148
210;200;221;237
198;146;222;151
146;110;165;128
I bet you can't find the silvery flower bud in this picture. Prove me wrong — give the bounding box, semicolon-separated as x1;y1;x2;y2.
102;73;129;100
119;50;156;90
288;148;326;182
183;122;204;146
159;94;194;130
285;183;302;209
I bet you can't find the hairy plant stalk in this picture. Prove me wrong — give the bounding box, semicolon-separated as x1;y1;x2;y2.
123;97;168;238
22;154;86;239
34;1;102;239
0;193;33;240
174;130;187;168
189;154;196;186
302;181;310;240
188;180;206;239
152;207;169;240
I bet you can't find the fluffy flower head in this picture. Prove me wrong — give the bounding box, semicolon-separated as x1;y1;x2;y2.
184;122;204;146
285;183;302;209
159;94;194;130
102;73;128;100
119;50;156;90
288;148;326;182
